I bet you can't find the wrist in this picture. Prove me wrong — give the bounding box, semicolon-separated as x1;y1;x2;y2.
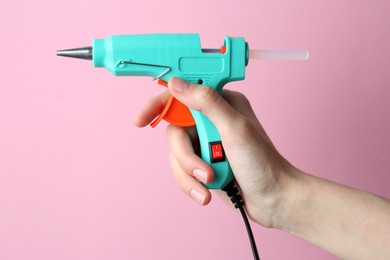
249;162;310;230
269;164;323;236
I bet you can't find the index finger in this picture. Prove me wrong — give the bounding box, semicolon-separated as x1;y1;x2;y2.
133;90;170;127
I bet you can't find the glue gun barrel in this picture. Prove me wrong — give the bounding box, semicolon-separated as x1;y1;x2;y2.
57;46;93;60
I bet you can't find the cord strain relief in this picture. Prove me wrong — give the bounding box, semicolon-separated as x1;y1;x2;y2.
222;180;244;208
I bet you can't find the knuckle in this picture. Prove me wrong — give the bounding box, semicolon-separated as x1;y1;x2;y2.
235;92;251;106
165;124;182;142
165;123;175;135
150;90;168;107
180;152;201;176
233;115;257;137
165;124;175;143
197;86;225;116
199;86;222;108
228;90;251;109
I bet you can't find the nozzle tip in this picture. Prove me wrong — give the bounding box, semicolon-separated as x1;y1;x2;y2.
56;46;93;60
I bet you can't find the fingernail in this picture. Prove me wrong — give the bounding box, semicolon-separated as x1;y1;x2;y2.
193;169;208;184
172;77;190;93
190;189;206;205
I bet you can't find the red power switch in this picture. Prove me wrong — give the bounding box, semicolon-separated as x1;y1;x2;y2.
209;141;226;163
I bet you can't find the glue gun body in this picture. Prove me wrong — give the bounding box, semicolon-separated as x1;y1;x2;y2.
60;33;250;189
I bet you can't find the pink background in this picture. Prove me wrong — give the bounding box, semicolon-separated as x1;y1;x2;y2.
1;0;389;259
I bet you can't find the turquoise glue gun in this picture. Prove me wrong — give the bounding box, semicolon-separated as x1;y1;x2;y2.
57;33;308;190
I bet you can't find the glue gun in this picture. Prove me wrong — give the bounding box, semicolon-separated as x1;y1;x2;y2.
57;33;308;190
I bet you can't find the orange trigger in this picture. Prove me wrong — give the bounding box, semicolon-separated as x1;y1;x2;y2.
150;80;195;128
157;79;168;88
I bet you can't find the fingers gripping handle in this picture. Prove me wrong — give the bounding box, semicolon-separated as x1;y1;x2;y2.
153;79;233;189
188;80;234;189
191;110;234;189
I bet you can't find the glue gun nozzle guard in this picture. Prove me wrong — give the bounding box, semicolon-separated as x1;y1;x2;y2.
56;46;93;60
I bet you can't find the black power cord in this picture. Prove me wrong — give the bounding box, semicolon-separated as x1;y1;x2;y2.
222;180;260;260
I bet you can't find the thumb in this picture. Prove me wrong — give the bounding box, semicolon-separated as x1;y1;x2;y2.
168;77;242;136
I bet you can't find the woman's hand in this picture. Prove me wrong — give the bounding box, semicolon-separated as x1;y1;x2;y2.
133;77;390;259
133;77;293;228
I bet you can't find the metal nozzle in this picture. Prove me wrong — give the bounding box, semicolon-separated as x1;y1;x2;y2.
56;46;93;60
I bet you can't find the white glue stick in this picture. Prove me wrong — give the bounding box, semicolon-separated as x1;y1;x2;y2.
249;49;309;60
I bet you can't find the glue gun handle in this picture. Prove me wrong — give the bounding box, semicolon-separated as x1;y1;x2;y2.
190;86;234;190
